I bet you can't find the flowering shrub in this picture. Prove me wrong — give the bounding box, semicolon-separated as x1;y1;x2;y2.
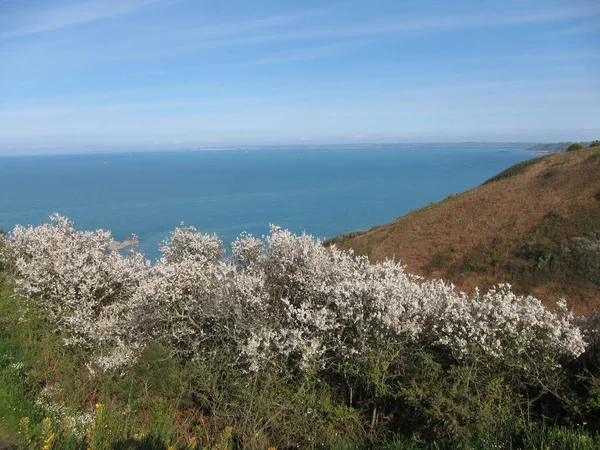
243;227;585;373
159;224;225;264
0;215;587;375
2;215;147;369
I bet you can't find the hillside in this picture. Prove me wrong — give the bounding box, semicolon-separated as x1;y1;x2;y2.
325;147;600;313
528;141;595;153
528;142;575;153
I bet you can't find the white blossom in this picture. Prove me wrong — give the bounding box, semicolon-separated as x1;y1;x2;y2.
1;215;587;375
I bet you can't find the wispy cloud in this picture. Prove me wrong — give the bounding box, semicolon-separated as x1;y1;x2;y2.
0;96;275;118
551;22;600;36
0;0;161;38
178;8;327;39
235;40;375;67
1;77;595;121
149;5;600;58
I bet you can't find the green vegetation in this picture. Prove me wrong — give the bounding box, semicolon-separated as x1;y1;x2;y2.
1;261;600;449
425;249;452;272
482;156;544;184
589;140;600;148
457;237;505;274
567;143;583;152
504;208;600;290
562;232;600;286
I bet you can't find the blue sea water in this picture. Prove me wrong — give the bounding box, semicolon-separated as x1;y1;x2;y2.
0;146;536;260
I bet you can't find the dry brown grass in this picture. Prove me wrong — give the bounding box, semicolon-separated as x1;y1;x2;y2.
327;148;600;313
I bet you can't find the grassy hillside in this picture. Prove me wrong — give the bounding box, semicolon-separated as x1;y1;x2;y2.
326;147;600;313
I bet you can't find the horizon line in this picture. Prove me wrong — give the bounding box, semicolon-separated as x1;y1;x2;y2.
0;141;556;157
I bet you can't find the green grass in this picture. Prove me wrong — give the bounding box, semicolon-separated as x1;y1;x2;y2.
0;280;42;440
483;156;545;185
0;326;39;439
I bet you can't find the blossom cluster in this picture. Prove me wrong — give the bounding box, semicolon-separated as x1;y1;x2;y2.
0;215;587;373
2;214;147;356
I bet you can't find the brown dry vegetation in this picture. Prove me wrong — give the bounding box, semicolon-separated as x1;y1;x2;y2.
325;147;600;313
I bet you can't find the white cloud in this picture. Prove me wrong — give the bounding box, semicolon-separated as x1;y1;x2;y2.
0;0;161;38
142;5;600;58
234;40;374;67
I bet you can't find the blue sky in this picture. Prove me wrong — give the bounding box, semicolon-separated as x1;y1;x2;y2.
1;0;599;153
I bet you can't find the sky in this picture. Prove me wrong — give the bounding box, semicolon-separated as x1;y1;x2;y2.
0;0;599;153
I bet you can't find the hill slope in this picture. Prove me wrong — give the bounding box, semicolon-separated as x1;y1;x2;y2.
325;147;600;312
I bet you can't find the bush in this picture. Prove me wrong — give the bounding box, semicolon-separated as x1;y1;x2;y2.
562;233;600;285
3;216;586;376
567;143;583;152
589;140;600;148
0;215;594;447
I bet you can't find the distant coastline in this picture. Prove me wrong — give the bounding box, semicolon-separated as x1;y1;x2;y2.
527;141;592;153
0;142;534;158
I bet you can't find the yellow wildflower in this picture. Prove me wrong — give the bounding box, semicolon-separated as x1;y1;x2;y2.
44;433;55;445
43;417;52;429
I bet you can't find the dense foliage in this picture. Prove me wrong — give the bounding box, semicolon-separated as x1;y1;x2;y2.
2;214;585;373
0;215;599;448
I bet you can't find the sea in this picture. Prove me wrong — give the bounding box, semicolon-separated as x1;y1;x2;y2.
0;146;536;261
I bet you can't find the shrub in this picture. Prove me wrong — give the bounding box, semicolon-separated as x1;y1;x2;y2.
1;214;149;370
562;233;600;285
567;143;583;152
1;215;586;374
0;215;593;446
